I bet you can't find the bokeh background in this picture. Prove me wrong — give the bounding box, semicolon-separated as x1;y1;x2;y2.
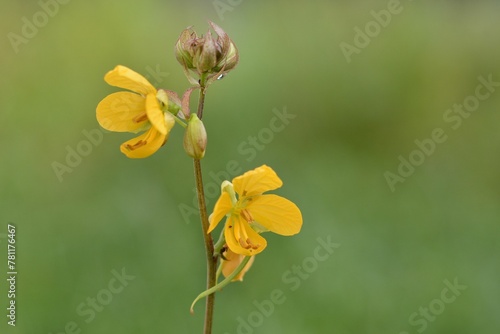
1;0;500;333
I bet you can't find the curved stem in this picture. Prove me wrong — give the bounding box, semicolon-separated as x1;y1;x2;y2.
193;73;216;334
173;114;187;128
190;256;252;313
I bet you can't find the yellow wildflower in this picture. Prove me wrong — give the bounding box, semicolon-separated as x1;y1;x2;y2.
208;165;302;256
96;65;175;158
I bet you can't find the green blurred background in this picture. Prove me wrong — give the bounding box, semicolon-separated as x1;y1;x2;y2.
1;0;499;333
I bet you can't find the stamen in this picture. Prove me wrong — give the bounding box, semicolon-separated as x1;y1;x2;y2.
125;128;158;151
132;112;148;123
241;209;254;223
126;140;147;151
234;221;241;240
242;238;260;250
247;238;260;250
238;237;251;249
235;221;252;249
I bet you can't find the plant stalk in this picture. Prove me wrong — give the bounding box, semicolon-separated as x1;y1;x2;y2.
193;75;216;334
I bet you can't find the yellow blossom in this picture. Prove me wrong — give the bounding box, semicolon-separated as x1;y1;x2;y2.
96;65;175;158
208;165;302;256
221;247;255;282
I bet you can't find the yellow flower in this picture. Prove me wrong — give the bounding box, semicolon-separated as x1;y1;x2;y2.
96;65;175;158
208;165;302;256
221;247;255;282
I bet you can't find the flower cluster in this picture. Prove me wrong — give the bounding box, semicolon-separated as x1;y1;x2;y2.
175;21;239;84
96;21;237;159
95;22;303;314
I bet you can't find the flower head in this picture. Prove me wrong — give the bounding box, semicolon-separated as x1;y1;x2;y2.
208;165;302;256
96;65;176;158
175;21;239;84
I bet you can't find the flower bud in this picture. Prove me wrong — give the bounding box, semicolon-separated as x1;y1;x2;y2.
197;31;217;73
217;41;238;73
175;29;196;70
183;114;207;159
175;21;239;84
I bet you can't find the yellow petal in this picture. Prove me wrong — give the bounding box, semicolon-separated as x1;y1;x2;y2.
247;194;302;236
225;215;267;256
233;165;283;198
96;92;148;133
145;93;166;134
208;191;232;233
104;65;156;96
120;126;167;158
221;249;255;282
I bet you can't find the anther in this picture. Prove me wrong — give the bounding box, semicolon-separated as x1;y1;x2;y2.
126;140;147;150
244;238;260;250
239;238;251;249
132;112;148;123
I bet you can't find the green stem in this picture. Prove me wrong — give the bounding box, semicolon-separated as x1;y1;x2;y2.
193;159;216;334
197;73;207;119
190;256;252;313
213;228;226;255
216;261;223;282
173;114;187;128
193;73;216;334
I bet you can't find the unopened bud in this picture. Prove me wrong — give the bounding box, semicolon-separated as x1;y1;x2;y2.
175;29;196;69
174;21;239;84
217;41;238;73
183;114;207;159
197;31;217;73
